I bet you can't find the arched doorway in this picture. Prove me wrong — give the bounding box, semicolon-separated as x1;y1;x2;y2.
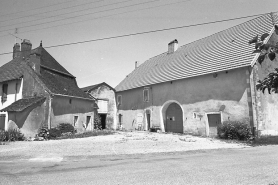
165;103;183;133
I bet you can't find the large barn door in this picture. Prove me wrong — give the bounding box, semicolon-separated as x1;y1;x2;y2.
0;114;5;130
166;103;183;133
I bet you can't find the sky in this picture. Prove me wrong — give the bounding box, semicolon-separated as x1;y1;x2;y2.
0;0;278;88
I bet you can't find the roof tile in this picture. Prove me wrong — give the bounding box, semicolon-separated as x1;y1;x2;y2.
115;13;278;92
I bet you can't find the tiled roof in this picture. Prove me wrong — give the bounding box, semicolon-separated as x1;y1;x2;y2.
0;58;25;83
0;96;46;112
81;82;115;92
40;47;74;77
39;68;91;99
115;13;278;92
0;45;91;99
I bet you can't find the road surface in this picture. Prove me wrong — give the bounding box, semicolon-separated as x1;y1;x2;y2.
1;145;278;185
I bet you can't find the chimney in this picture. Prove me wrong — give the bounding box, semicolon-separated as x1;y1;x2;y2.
21;39;32;58
13;43;20;59
168;39;178;54
29;48;41;74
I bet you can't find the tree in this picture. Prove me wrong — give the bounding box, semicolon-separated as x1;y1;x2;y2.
249;25;278;94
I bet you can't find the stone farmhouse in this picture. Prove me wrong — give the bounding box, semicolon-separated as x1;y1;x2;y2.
82;82;116;130
0;40;97;137
115;13;278;136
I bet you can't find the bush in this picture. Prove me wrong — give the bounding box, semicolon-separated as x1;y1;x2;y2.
94;115;102;130
58;123;75;134
0;129;25;142
48;128;61;139
217;121;252;140
38;127;49;140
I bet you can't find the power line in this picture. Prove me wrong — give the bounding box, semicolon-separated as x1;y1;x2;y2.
0;0;77;17
0;11;274;56
0;0;191;38
0;0;164;34
0;0;105;24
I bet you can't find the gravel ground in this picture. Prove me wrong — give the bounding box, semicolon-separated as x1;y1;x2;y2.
0;131;249;161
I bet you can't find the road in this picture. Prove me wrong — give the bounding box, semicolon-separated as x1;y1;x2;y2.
0;146;278;185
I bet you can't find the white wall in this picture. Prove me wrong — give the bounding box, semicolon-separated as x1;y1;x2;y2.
0;79;23;130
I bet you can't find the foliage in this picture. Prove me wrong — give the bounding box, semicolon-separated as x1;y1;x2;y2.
249;25;278;93
256;68;278;94
94;115;102;130
58;129;115;139
0;129;25;142
217;121;252;140
58;123;75;134
48;128;62;139
38;127;49;140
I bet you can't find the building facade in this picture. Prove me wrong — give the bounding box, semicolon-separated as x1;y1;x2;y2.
82;82;116;129
115;13;278;136
0;40;96;137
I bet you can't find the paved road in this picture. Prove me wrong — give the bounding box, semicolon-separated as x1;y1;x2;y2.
1;146;278;185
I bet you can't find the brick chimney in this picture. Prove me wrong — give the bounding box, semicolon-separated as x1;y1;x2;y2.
168;39;178;54
13;43;20;59
29;48;41;74
21;39;32;58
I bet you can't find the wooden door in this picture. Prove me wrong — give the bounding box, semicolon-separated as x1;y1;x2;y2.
207;114;221;136
0;114;5;130
166;103;183;133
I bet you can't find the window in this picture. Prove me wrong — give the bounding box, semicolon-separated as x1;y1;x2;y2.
143;88;149;102
73;116;78;126
117;95;122;106
1;84;8;103
86;116;91;125
69;99;72;104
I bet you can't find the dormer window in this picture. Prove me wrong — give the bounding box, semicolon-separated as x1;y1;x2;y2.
1;84;8;103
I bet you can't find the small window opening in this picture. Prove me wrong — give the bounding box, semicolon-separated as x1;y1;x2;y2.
1;84;8;103
86;116;91;125
117;95;122;106
69;99;72;104
73;116;78;126
143;88;149;102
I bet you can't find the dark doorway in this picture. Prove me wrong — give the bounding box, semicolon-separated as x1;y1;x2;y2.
0;114;5;130
166;103;183;133
146;110;151;130
207;114;221;136
99;114;107;129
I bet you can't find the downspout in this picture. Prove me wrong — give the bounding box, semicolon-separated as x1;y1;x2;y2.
47;95;52;129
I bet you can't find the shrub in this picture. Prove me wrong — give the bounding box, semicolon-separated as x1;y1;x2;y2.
58;123;75;134
48;128;61;139
0;129;25;142
217;121;252;140
94;115;102;130
38;127;49;140
59;129;115;139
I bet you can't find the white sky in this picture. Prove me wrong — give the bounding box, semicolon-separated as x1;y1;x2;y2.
0;0;277;88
